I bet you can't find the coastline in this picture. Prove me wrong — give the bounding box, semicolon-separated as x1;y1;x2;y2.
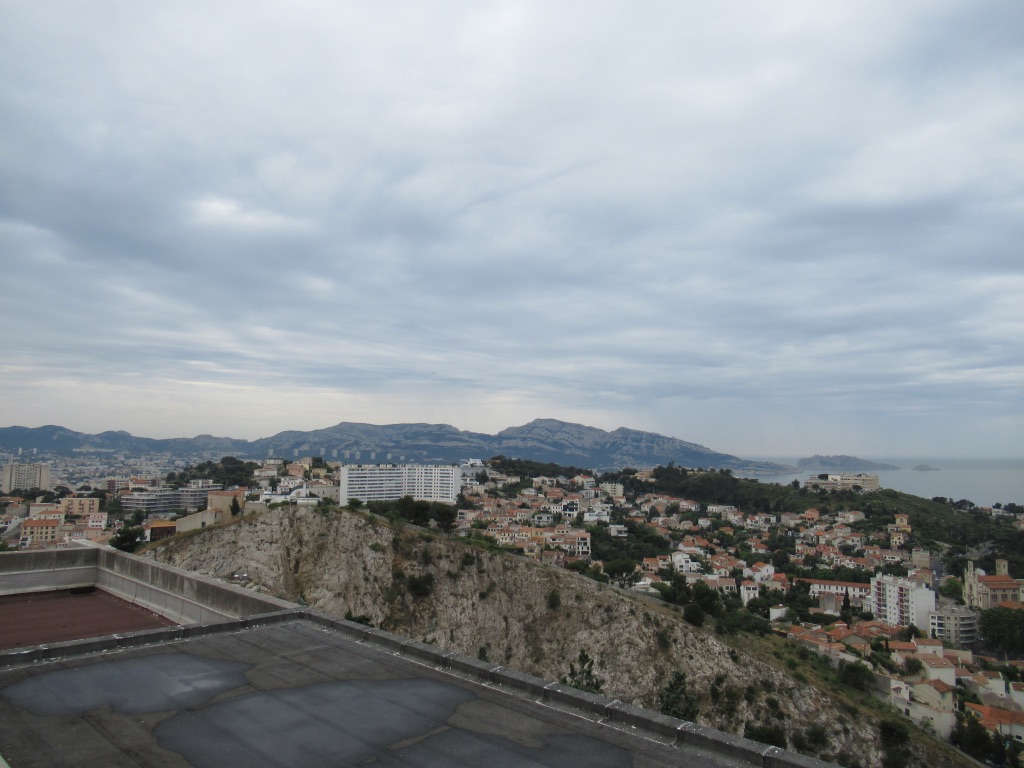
738;457;1024;508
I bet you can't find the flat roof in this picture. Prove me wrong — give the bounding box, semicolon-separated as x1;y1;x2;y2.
0;617;772;768
0;588;176;650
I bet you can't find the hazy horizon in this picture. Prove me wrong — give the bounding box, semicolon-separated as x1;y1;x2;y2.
2;3;1021;459
4;419;1024;463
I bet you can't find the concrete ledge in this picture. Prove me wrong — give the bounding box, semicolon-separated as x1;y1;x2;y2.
323;617;376;642
399;640;443;665
678;722;771;763
543;682;610;716
441;653;495;679
117;626;188;647
763;746;833;768
237;609;305;629
363;628;407;652
604;701;683;739
0;646;53;664
490;667;550;698
37;637;114;657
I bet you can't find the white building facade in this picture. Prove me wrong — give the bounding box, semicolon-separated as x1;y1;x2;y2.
338;464;460;505
1;463;52;494
865;574;936;628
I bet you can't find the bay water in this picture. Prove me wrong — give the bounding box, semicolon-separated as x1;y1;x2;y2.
739;458;1024;508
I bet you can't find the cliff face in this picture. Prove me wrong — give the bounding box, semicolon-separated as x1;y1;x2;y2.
148;508;956;767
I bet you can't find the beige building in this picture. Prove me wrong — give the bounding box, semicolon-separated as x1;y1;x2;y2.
20;518;61;545
207;490;246;514
964;560;1024;609
175;509;226;533
928;604;978;647
59;496;100;516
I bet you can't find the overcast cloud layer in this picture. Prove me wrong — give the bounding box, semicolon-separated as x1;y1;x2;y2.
2;1;1022;458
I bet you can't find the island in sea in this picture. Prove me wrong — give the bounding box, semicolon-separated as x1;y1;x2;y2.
796;454;901;471
911;464;940;471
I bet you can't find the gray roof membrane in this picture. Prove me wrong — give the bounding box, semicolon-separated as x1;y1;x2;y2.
0;616;832;767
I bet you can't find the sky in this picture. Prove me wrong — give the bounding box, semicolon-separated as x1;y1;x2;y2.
1;2;1022;459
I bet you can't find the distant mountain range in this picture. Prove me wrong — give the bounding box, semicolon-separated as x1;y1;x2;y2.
0;419;791;473
796;455;900;471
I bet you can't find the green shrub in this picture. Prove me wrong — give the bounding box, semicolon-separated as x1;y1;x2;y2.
683;603;705;627
745;722;787;749
407;573;434;598
658;671;698;721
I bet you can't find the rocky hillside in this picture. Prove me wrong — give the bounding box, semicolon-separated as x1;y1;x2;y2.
146;507;968;767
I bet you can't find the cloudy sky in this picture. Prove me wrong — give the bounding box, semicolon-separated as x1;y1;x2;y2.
2;2;1022;459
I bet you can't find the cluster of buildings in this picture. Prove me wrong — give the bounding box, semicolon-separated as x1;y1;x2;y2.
802;473;881;492
2;459;464;549
455;469;1024;747
6;455;1024;752
2;494;108;548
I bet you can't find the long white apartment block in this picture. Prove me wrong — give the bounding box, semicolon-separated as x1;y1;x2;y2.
338;464;460;505
865;574;936;628
1;463;52;494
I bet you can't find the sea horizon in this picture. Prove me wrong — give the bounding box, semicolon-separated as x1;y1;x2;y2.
738;456;1024;509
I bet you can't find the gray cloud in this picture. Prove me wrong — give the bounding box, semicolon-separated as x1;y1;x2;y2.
1;1;1022;458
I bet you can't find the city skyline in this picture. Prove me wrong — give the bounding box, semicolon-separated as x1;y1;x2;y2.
2;2;1022;459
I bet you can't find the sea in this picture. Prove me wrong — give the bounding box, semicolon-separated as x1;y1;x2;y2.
737;458;1024;509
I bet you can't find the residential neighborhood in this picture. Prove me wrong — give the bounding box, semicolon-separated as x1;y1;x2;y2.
3;453;1024;764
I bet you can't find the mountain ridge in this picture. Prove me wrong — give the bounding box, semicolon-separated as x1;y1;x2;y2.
0;419;791;473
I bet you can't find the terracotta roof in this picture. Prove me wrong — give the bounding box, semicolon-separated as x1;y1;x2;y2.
919;656;955;668
918;679;955;694
967;703;1024;728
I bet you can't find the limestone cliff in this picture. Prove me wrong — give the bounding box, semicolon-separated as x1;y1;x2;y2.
148;508;967;767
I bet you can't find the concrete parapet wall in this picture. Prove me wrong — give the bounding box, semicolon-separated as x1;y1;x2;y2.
0;548;293;624
95;549;292;623
0;548;100;595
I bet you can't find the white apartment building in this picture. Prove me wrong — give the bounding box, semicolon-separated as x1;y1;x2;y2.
1;463;51;494
338;464;459;505
865;574;936;628
803;473;880;492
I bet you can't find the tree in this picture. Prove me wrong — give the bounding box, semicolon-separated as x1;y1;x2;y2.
658;671;698;721
979;607;1024;657
110;526;144;553
904;657;924;676
691;581;721;616
838;661;874;691
434;505;458;533
561;649;604;694
604;559;641;588
229;497;242;517
939;577;964;601
952;712;994;761
683;603;705;627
